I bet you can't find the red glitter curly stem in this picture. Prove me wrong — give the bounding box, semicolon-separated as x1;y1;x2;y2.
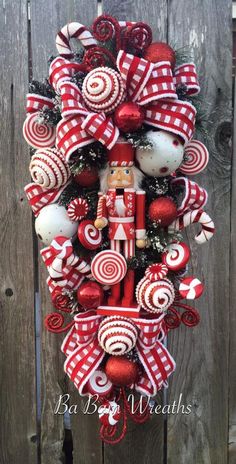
51;291;73;313
124;22;152;53
92;14;121;52
164;306;181;329
83;46;116;70
44;312;74;333
123;388;150;424
99;392;127;444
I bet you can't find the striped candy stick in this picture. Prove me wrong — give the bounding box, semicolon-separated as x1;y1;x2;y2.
56;22;97;58
168;209;215;244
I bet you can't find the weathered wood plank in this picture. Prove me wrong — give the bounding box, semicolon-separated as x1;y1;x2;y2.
167;1;232;463
30;1;101;463
0;1;38;463
229;77;236;464
102;1;167;462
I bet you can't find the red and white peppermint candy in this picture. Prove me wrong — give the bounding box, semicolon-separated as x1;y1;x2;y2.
98;316;138;355
179;140;209;175
145;263;168;281
82;67;125;114
78;220;102;250
98;400;121;426
55;22;97;59
29;148;70;189
23;113;56;149
168;209;215;244
86;370;113;397
162;242;190;271
179;276;204;299
91;250;127;285
136;277;175;313
67;198;89;221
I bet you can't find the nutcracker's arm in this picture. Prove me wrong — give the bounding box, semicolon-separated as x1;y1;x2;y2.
135;190;146;241
94;192;108;230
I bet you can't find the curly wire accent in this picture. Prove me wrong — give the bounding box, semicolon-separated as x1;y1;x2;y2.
125;22;152;53
51;291;73;313
123;388;150;424
83;46;116;70
181;309;200;327
164;306;181;329
99;390;127;444
92;15;121;52
44;312;74;333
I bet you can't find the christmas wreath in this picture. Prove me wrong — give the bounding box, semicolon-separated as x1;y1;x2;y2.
23;15;215;443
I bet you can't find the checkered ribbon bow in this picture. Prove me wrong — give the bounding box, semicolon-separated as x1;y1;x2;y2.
41;236;91;289
61;311;175;396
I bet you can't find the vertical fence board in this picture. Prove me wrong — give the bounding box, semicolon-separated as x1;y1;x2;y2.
30;1;100;463
101;1;167;462
167;1;232;463
229;78;236;463
0;1;38;463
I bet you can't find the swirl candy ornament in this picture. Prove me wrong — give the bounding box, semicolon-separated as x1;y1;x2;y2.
23;113;56;149
82;67;125;113
162;242;190;271
145;263;168;281
98;316;138;355
91;250;127;285
67;198;89;221
85;369;113;397
136;277;175;313
179;140;209;175
78;220;102;250
29;148;71;189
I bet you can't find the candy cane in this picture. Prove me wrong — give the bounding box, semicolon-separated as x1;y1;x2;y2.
56;22;97;58
168;209;215;244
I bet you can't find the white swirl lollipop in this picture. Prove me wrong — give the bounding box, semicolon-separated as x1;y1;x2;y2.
179;140;209;175
91;250;127;285
23;113;56;149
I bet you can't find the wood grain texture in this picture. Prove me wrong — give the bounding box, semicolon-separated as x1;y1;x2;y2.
30;1;101;463
102;1;167;462
229;78;236;464
167;1;232;463
0;0;38;463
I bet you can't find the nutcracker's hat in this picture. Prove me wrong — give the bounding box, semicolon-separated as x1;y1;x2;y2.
108;137;134;166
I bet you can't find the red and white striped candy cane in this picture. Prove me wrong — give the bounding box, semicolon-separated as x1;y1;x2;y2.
168;209;215;244
56;22;97;58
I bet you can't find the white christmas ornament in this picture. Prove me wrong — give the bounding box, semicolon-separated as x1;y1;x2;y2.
136;130;184;177
35;204;78;245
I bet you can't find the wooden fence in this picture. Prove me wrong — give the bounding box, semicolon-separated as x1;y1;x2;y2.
0;0;233;463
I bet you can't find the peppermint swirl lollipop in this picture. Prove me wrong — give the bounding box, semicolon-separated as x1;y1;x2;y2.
29;148;70;189
82;67;125;114
179;140;209;175
78;220;102;250
86;370;113;397
91;250;127;285
162;242;190;271
136;277;175;313
23;113;56;149
98;316;138;355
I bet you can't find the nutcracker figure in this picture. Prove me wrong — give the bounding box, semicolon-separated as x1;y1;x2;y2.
94;139;146;308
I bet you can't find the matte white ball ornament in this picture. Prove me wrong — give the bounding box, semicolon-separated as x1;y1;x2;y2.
35;204;78;245
136;130;184;177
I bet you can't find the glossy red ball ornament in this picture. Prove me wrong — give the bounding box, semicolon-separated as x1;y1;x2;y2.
73;168;98;187
77;281;104;309
148;197;177;227
144;42;176;69
114;102;145;133
105;356;139;386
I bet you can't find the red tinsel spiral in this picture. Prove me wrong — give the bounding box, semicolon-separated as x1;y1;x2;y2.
44;312;74;333
125;22;152;53
92;15;121;51
51;291;73;313
83;46;116;70
164;307;181;329
181;308;200;327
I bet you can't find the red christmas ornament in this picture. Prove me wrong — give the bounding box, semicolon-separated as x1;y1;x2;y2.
144;42;176;69
114;102;145;132
105;356;139;386
73;167;98;187
77;281;104;309
148;197;177;227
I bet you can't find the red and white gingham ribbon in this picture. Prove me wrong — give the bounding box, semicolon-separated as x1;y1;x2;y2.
24;182;69;216
174;63;200;95
171;177;208;216
61;311;175;397
26;94;54;113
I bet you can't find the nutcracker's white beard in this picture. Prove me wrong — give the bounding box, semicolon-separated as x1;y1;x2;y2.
99;165;144;193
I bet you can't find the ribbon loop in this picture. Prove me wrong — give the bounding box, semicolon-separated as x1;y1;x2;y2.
174;63;200;95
